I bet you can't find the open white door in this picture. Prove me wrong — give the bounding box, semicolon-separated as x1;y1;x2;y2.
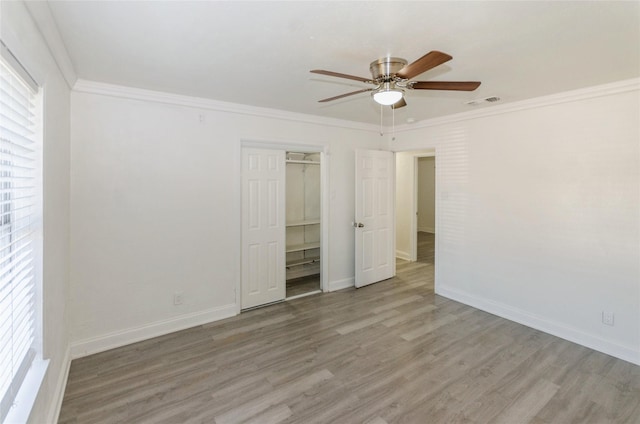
354;149;396;288
241;148;286;309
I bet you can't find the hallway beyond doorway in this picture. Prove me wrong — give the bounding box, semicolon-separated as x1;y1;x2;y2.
417;231;434;264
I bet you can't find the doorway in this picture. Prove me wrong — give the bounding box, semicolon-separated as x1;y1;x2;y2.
285;151;321;299
395;149;436;265
416;156;435;264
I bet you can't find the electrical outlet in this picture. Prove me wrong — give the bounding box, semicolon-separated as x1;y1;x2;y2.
602;311;614;326
173;292;184;306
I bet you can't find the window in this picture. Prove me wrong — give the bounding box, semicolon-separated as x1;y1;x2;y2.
0;42;43;423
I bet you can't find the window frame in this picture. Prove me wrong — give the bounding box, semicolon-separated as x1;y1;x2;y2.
0;40;46;424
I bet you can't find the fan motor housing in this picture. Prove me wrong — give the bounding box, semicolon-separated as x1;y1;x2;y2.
369;57;408;81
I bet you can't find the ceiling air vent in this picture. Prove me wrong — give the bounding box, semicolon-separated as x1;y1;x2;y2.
465;96;501;106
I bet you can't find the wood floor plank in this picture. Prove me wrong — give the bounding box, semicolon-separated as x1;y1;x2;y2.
243;403;292;424
211;313;296;341
335;308;400;335
381;303;437;327
59;233;640;424
370;294;424;314
400;313;458;341
490;378;560;424
214;369;333;424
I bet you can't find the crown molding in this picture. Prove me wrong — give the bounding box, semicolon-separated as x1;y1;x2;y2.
73;77;638;135
72;79;380;133
393;78;640;133
24;0;77;89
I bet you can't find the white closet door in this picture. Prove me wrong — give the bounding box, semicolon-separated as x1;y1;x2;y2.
242;148;286;309
354;149;396;288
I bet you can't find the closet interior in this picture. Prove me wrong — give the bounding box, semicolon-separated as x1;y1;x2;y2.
285;151;321;298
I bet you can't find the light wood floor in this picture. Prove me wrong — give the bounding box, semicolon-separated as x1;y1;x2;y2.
59;233;640;423
286;274;320;298
416;231;435;264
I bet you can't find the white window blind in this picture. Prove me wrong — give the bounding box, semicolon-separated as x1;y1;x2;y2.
0;53;40;423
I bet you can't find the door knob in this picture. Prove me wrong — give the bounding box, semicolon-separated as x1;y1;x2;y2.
356;222;364;228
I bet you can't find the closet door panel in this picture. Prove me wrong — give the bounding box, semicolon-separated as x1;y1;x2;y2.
242;148;286;309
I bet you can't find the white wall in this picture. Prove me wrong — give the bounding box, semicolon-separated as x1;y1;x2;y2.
69;84;386;355
417;157;435;233
1;1;72;422
392;80;640;364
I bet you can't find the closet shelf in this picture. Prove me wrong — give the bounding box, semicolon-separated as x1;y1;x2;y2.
286;159;320;165
286;255;320;267
286;219;320;227
286;242;320;253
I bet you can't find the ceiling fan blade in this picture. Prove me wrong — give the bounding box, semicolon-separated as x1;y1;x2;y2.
396;51;453;80
318;88;373;102
411;81;481;91
310;70;371;83
391;98;407;109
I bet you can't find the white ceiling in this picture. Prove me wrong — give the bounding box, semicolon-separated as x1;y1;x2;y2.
46;1;640;125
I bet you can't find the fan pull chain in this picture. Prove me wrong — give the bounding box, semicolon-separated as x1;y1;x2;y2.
379;103;384;136
392;104;396;141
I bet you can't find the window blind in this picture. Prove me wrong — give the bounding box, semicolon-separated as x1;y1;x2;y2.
0;55;39;422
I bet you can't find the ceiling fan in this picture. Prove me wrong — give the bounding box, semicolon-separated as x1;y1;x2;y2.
311;50;480;109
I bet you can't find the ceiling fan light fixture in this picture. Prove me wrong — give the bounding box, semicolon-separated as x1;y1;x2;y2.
372;83;404;106
313;50;481;106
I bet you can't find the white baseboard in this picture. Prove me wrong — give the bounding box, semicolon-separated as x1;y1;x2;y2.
329;277;354;292
47;346;71;424
437;285;640;366
396;250;412;261
70;304;237;359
